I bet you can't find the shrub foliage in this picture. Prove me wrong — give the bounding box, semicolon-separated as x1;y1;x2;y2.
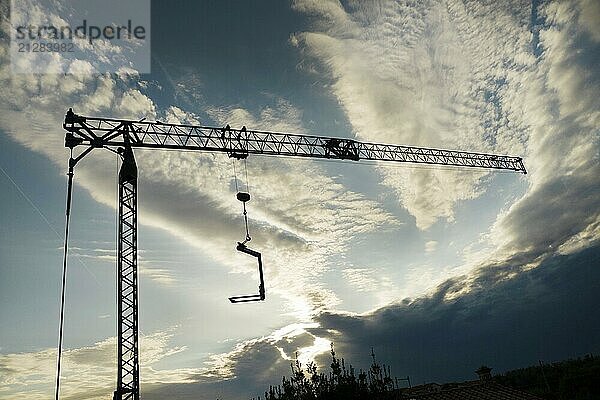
253;344;401;400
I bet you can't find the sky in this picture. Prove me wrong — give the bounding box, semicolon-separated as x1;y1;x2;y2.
0;0;599;399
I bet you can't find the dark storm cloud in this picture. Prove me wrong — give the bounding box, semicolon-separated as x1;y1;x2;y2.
310;244;600;384
143;330;316;400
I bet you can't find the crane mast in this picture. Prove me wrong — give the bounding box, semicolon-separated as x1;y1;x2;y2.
61;109;526;400
115;144;139;400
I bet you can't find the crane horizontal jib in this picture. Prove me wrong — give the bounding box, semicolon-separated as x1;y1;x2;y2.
63;109;526;173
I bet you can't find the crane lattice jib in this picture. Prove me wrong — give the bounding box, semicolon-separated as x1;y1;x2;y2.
63;111;526;173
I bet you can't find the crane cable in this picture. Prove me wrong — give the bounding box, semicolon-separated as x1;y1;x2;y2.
232;158;252;244
232;158;239;193
242;159;251;243
55;153;75;400
243;158;250;194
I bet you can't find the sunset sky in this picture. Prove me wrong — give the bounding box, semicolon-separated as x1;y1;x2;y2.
1;1;599;399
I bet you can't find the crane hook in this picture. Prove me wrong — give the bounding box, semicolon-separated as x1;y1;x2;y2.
229;159;264;303
228;242;265;303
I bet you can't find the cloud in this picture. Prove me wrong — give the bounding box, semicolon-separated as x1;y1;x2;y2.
293;0;599;271
0;328;202;400
293;0;518;229
342;267;394;294
309;244;600;385
0;323;332;400
424;240;437;253
142;322;331;400
483;0;600;264
578;0;600;42
58;245;179;285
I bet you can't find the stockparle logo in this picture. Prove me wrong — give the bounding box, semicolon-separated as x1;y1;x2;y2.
10;0;151;74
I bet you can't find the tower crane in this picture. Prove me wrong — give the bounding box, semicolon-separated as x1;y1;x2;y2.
59;108;526;400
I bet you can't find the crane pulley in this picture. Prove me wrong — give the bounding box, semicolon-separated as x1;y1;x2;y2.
237;191;252;244
222;124;249;160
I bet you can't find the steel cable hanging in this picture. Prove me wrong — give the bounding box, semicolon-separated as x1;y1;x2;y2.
231;158;240;193
243;158;250;194
241;159;251;244
232;158;252;244
55;153;75;400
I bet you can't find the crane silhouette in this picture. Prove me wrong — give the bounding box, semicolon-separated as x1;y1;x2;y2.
59;108;526;400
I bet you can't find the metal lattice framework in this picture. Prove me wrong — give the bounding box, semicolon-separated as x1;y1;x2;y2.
62;109;526;400
64;111;526;173
115;146;140;400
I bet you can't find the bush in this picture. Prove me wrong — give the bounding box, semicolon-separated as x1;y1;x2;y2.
253;344;401;400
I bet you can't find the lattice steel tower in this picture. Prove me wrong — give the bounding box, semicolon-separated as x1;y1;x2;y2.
115;144;140;400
